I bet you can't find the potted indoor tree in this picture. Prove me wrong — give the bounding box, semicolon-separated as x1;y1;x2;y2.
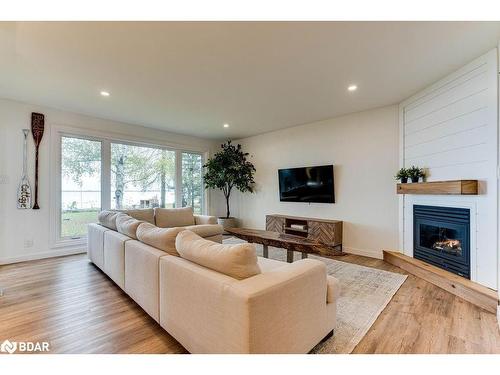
395;168;409;183
203;140;256;230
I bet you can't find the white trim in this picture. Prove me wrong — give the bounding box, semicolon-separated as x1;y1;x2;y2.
0;246;87;265
175;150;182;208
343;246;383;260
51;124;209;154
497;41;500;308
101;140;111;211
398;103;405;250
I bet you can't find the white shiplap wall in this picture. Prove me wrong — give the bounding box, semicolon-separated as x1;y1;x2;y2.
399;49;498;289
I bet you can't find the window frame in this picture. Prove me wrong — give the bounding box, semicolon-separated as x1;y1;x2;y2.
50;125;209;249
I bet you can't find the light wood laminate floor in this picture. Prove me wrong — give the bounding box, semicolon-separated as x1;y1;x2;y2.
0;253;499;354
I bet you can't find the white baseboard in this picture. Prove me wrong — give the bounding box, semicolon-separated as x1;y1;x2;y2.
0;246;87;265
343;246;383;259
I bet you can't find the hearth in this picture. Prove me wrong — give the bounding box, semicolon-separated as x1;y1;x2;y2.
413;205;470;278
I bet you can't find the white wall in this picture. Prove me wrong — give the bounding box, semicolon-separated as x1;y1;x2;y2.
227;105;399;259
0;98;219;264
399;49;498;289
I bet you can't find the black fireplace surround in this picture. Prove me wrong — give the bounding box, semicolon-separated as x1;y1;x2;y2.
413;205;470;278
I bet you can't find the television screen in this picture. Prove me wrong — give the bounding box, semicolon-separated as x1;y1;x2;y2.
278;165;335;203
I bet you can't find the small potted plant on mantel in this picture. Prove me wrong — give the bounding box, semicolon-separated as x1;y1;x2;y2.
203;140;256;231
407;166;426;183
395;168;409;183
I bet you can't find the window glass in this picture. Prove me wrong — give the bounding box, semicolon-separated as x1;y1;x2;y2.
110;143;176;209
61;137;101;239
182;152;204;214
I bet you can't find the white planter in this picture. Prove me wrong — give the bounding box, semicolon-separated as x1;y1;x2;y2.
217;217;238;232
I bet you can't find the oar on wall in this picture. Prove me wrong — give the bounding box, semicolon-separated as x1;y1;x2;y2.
17;129;32;209
31;112;45;210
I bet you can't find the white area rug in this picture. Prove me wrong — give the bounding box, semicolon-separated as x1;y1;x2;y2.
224;237;407;354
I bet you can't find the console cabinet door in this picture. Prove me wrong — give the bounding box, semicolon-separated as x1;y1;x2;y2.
308;221;336;245
266;216;285;233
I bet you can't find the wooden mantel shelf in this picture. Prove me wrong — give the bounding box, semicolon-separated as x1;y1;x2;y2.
396;180;478;195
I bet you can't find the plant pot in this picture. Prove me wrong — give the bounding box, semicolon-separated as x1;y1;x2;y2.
411;177;420;183
217;217;238;233
400;177;408;183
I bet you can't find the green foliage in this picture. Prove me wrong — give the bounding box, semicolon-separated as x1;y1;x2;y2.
407;165;425;179
394;168;408;180
61;137;101;187
204;140;256;218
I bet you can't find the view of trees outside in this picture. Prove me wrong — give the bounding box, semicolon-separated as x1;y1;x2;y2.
110;143;176;210
61;137;204;239
182;152;203;214
61;137;101;238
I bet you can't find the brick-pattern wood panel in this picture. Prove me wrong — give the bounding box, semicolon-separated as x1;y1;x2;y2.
308;221;342;247
265;215;285;233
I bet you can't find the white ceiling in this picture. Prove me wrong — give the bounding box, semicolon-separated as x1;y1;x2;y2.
1;22;500;139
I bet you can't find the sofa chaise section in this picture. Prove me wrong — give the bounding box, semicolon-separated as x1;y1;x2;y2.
159;256;336;353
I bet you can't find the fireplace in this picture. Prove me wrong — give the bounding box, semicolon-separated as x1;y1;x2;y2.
413;205;470;278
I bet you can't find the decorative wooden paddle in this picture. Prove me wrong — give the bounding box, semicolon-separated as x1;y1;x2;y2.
31;112;45;210
17;129;32;209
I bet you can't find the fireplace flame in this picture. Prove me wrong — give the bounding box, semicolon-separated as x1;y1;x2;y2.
432;239;462;252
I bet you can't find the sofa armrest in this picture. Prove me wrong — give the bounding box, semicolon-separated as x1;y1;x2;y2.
194;214;218;225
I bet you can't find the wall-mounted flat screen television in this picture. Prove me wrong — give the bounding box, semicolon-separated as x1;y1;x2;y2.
278;165;335;203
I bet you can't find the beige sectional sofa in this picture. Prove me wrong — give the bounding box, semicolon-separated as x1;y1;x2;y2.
87;207;339;353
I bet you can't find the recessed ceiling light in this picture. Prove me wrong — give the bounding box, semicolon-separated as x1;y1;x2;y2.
100;91;110;97
347;85;357;92
223;123;229;128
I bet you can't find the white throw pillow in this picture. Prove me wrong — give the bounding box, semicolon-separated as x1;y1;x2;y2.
136;222;185;256
176;230;261;280
115;208;155;224
98;210;120;231
154;207;195;228
116;214;144;239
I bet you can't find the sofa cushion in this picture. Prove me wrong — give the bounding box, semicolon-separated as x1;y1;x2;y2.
87;223;109;269
184;224;224;238
125;240;168;322
154;207;195;228
104;230;131;289
115;208;155;224
98;210;120;231
176;230;261;280
116;214;144;239
194;214;218;225
136;222;185;256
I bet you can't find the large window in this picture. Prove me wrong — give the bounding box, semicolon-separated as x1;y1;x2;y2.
55;129;206;244
60;136;102;239
111;143;176;209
